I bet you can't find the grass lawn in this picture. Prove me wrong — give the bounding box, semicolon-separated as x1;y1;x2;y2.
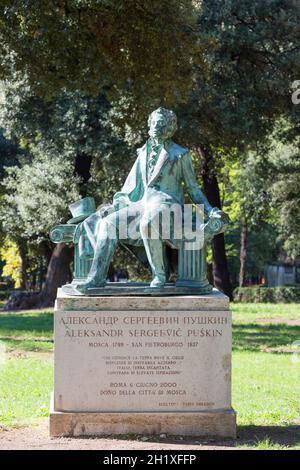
0;309;53;352
232;303;300;449
0;357;53;427
0;303;299;449
232;303;300;322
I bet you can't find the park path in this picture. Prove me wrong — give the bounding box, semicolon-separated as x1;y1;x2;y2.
0;420;237;450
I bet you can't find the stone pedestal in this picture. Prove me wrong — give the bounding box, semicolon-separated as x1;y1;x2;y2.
50;288;236;438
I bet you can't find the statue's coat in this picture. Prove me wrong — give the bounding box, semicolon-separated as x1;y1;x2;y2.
79;140;212;275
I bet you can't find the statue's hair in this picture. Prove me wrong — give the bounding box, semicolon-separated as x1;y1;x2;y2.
148;107;177;138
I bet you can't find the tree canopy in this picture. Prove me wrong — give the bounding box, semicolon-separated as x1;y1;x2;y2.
0;0;199;113
0;0;300;304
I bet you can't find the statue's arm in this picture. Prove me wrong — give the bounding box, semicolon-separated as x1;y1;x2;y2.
181;152;230;224
113;155;140;209
181;152;213;214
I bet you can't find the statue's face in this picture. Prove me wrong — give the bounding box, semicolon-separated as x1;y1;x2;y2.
148;112;169;140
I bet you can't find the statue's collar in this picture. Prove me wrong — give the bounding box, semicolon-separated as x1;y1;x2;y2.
147;138;172;153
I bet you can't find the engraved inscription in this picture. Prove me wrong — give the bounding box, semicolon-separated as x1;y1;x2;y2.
55;310;231;412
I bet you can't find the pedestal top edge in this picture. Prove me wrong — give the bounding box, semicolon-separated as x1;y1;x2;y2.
56;288;229;310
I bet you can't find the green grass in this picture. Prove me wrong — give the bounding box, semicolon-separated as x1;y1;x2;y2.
233;323;300;352
0;357;53;427
2;338;53;352
233;351;300;426
0;303;299;449
0;309;53;337
241;438;289;450
232;303;300;322
0;309;53;352
232;303;300;353
254;438;287;450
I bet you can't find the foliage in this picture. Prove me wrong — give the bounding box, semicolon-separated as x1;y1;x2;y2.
1;150;81;241
0;291;11;300
174;1;300;293
177;0;300;155
0;82;151;285
0;128;19;181
0;238;21;288
0;80;138;218
268;138;300;258
0;127;20;242
0;0;199;116
218;154;280;285
223;129;300;279
226;222;280;285
234;286;300;303
224;156;272;226
0;1;300;292
242;224;279;278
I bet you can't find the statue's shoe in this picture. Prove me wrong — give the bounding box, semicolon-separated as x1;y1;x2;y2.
150;276;166;288
75;279;106;293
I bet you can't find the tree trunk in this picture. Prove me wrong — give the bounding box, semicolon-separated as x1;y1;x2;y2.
239;219;248;287
39;243;73;305
18;239;28;290
198;147;233;299
38;256;44;291
4;244;73;310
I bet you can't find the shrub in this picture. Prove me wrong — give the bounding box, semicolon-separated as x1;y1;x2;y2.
233;286;300;303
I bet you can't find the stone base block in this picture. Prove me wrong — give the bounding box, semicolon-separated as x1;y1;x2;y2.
51;289;236;439
50;395;236;438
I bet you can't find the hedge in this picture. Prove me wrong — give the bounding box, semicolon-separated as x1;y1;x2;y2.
233;286;300;303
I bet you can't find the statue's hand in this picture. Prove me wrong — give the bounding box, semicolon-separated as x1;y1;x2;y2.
209;207;230;224
97;204;116;218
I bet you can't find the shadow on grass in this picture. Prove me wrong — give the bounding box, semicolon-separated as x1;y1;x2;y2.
0;312;54;351
233;323;300;352
237;424;300;448
0;312;53;337
3;338;53;352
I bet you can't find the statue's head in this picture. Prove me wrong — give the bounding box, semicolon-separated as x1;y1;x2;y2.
148;107;177;141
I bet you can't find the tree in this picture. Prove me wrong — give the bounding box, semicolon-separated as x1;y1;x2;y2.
0;0;198;112
269;138;300;259
220;156;279;287
0;80;136;200
0;127;25;286
0;148;80;305
0;82;139;307
1;1;300;302
174;0;300;297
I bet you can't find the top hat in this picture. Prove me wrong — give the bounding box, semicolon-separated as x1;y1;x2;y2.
67;197;96;224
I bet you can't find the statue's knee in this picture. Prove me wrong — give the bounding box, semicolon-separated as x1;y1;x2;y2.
100;217;117;240
104;212;116;225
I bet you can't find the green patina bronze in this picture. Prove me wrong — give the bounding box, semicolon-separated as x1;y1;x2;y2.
50;108;229;296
